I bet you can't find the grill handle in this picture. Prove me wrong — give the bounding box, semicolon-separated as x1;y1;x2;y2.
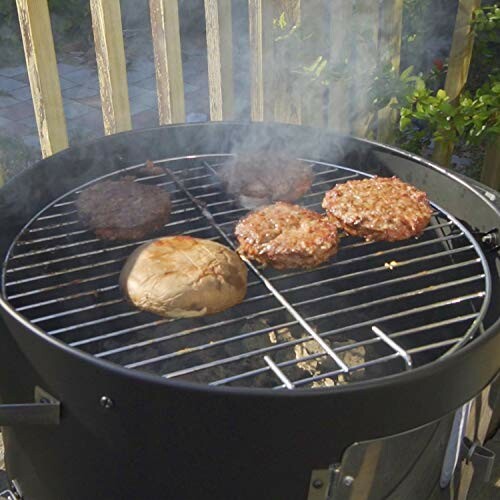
0;387;60;426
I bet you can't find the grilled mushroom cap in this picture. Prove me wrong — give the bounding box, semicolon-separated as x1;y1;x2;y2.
120;236;247;318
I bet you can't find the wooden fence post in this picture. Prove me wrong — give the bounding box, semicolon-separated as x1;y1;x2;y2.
377;0;404;144
481;138;500;191
90;0;132;135
149;0;185;125
248;0;274;122
204;0;234;121
272;0;302;124
328;1;353;134
16;0;68;158
432;0;481;167
350;0;380;138
300;2;327;127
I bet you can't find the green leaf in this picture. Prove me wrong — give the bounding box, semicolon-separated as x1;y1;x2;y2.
400;66;414;80
400;116;411;130
440;102;456;115
436;89;447;100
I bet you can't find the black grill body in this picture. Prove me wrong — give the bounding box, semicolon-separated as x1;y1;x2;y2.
0;123;499;499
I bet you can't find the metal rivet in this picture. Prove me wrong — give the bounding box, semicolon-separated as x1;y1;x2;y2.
312;479;323;489
99;396;114;409
342;476;354;487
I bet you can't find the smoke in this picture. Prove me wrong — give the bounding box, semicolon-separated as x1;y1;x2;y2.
0;0;472;387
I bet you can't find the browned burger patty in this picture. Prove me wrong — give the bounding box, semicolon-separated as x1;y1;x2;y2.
76;179;171;241
235;202;339;269
218;153;314;208
322;176;432;242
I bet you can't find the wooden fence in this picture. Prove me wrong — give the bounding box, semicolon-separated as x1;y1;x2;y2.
11;0;499;189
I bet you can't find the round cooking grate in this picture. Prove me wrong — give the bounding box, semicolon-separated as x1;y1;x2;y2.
1;155;492;390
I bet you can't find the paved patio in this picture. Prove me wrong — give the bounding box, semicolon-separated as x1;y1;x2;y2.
0;35;209;157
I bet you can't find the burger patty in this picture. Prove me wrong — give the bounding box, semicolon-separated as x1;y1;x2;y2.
322;176;432;242
235;202;339;269
76;179;171;241
218;153;313;208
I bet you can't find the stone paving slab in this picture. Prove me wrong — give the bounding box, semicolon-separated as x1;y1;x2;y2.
7;85;31;101
57;63;82;76
0;95;18;108
0;75;26;92
22;134;40;149
63;67;98;84
133;76;157;91
76;94;102;109
132;108;159;129
0;100;34;121
18;115;38;131
11;72;30;85
63;100;94;120
58;77;80;91
129;89;157;115
127;84;152;99
62;84;100;100
67;109;104;139
0;33;209;157
0;65;26;78
0;118;34;139
127;68;152;84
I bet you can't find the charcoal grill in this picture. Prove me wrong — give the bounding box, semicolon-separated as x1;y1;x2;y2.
0;122;499;499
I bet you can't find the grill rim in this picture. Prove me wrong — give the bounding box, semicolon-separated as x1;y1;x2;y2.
0;121;498;400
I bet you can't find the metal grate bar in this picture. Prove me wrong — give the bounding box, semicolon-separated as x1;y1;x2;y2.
264;237;469;288
30;298;125;324
286;338;462;389
15;200;230;248
17;255;479;318
21;166;353;238
2;154;491;391
371;326;413;370
154;290;483;380
15;283;120;311
8;215;208;269
306;275;483;323
165;166;350;373
264;356;295;389
36;210;77;221
5;222;461;303
215;315;477;386
93;262;481;362
5;233;222;287
204;293;483;387
7;271;121;300
150;313;477;378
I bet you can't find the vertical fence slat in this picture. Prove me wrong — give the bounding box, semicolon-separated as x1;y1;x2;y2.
432;0;480;166
350;0;380;138
300;2;327;127
149;0;185;124
272;0;301;124
481;138;500;191
328;0;353;134
204;0;234;121
377;0;403;144
248;0;273;122
444;0;481;101
15;0;68;158
90;0;132;135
